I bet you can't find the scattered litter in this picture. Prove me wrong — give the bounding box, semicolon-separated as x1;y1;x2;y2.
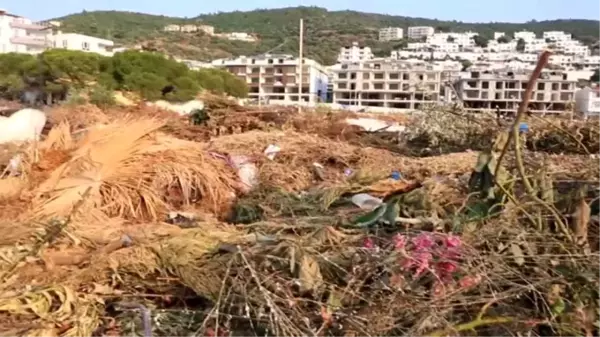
166;211;198;228
264;144;280;160
230;155;258;193
345;117;406;133
312;162;326;181
351;193;383;210
390;170;402;180
0;108;47;144
344;168;353;176
519;122;529;133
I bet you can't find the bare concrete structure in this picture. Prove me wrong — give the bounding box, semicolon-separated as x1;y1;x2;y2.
456;68;577;114
212;54;329;103
331;59;459;109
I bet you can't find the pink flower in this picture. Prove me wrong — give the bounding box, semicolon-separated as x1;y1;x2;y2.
392;233;407;250
458;274;482;289
444;235;461;248
363;237;375;249
412;232;435;251
436;261;458;276
413;251;433;277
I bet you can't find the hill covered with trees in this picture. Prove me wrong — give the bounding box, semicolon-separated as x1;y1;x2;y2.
53;7;600;64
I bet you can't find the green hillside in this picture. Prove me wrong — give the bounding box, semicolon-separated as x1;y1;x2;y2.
53;7;600;65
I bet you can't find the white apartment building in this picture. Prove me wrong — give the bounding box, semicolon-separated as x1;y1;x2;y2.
52;33;114;56
212;54;329;103
331;58;459;109
514;31;537;42
0;9;54;54
456;68;577;114
524;38;547;53
392;49;600;70
379;27;404;41
543;31;572;41
427;32;477;47
486;40;517;52
407;26;435;40
337;42;374;63
164;24;215;35
220;32;256;42
406;42;430;51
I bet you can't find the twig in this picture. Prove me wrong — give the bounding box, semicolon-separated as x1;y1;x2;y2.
427;316;515;337
494;50;550;179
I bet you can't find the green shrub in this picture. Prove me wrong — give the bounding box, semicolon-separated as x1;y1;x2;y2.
89;85;116;109
0;49;248;102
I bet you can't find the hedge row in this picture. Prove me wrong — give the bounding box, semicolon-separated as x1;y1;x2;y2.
0;49;248;102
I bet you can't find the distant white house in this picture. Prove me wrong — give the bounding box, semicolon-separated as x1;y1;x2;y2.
51;33;114;56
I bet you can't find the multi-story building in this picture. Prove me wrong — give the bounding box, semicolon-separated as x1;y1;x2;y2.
212;54;329;103
494;32;506;40
52;33;114;56
338;42;374;63
219;32;256;42
331;58;459;109
514;31;537;42
543;31;572;41
163;24;214;35
456;68;577;114
0;9;54;54
378;27;404;41
407;26;435;40
428;32;477;47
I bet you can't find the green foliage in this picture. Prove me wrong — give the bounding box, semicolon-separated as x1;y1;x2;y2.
55;7;600;65
473;35;488;48
516;38;526;52
590;68;599;83
460;59;473;71
89;85;117;108
0;49;248;104
497;35;511;43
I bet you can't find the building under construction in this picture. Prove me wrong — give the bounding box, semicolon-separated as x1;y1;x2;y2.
455;68;577;114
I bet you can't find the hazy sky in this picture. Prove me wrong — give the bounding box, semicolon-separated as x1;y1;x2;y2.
6;0;600;22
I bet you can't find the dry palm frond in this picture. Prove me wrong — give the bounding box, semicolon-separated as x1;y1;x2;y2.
0;285;103;337
31;117;237;221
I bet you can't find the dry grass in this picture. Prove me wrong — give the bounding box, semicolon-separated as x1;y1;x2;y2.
0;101;597;337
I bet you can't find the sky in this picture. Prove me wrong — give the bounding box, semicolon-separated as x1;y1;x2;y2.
5;0;600;22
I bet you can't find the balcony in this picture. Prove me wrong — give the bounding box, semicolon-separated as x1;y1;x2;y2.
10;36;51;47
10;21;50;31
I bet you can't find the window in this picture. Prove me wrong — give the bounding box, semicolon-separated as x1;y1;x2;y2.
62;40;68;48
82;41;89;50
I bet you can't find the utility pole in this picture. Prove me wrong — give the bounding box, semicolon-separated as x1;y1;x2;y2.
298;18;304;113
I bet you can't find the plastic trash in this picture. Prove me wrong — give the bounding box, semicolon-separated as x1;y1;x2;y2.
344;168;353;176
230;155;258;193
351;193;383;210
391;170;402;180
264;144;280;160
312;162;326;180
519;122;529;133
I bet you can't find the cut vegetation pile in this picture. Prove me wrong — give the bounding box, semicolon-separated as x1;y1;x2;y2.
0;98;598;337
